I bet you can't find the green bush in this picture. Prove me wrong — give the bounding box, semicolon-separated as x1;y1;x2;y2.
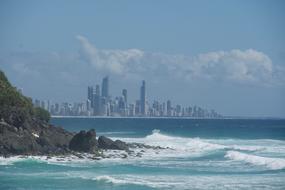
33;107;50;122
0;70;50;124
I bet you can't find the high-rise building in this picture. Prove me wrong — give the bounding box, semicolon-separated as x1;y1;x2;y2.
140;80;146;115
100;97;107;116
87;86;94;107
129;103;135;116
95;84;100;96
94;84;101;115
122;89;127;105
167;100;172;116
135;100;140;115
86;99;91;112
102;76;109;98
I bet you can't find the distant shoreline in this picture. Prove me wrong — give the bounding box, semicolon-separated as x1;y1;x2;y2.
51;115;285;120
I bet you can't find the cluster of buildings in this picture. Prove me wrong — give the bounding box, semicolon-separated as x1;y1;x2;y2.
33;77;222;118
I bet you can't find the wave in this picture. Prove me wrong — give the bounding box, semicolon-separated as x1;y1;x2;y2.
121;129;225;153
85;174;285;189
0;155;99;167
1;130;285;166
119;129;283;157
0;156;47;166
1;170;285;190
0;156;23;165
225;151;285;170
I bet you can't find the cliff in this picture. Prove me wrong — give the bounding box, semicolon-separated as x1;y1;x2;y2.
0;70;73;156
0;70;131;157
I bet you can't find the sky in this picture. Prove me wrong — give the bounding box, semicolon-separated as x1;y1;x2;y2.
0;0;285;117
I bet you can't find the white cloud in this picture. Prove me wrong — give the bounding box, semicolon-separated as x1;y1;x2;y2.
76;35;283;86
77;35;144;74
1;36;283;88
188;49;275;85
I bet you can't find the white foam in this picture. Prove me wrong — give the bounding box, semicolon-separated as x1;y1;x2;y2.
85;174;285;189
116;130;285;160
93;175;185;188
0;156;23;165
1;130;285;167
225;151;285;170
0;156;47;165
0;155;97;167
120;130;225;155
2;170;284;190
95;175;130;185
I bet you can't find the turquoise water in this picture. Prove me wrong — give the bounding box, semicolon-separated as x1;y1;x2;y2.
1;118;285;190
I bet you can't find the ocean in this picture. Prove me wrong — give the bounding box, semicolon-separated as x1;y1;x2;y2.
1;118;285;190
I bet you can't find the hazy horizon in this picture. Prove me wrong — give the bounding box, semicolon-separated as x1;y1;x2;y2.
0;0;285;117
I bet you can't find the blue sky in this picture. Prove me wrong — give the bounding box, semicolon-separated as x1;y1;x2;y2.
0;0;285;117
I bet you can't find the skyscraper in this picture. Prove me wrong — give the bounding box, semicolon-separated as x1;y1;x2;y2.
95;84;100;96
94;84;101;115
102;76;109;98
140;80;146;115
87;86;94;108
122;89;127;105
167;100;172;116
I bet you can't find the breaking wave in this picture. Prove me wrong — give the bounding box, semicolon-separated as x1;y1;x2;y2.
1;129;285;170
89;174;285;189
120;129;282;155
225;151;285;170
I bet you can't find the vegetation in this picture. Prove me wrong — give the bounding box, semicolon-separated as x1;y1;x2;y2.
0;70;50;125
33;107;50;122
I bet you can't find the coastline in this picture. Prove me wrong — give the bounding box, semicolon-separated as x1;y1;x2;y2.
51;115;285;120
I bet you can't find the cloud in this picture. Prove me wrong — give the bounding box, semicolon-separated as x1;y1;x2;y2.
76;35;144;75
1;35;283;88
76;35;283;86
188;49;275;85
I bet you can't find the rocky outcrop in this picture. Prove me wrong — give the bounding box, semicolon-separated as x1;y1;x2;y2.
0;70;73;156
0;120;73;156
0;70;133;156
98;136;128;150
69;129;98;153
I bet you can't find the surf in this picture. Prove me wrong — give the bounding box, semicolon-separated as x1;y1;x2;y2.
225;151;285;170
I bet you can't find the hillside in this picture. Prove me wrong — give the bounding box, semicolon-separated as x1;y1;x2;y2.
0;70;73;156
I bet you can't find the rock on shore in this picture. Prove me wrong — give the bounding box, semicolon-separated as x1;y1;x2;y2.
0;70;73;156
0;119;73;156
0;69;156;157
69;129;98;153
98;136;129;150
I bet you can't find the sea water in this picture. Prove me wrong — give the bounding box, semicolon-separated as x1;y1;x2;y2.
1;118;285;190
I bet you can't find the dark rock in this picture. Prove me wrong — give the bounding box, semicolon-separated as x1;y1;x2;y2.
0;70;74;156
91;157;101;160
98;136;129;150
113;140;129;150
121;153;128;158
69;129;98;153
127;142;166;150
136;152;143;157
98;136;113;149
0;116;74;156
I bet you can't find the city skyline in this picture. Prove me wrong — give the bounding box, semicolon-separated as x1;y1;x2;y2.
32;76;221;118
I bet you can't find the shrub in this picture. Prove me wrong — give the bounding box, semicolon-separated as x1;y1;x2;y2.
0;69;50;124
33;107;51;122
